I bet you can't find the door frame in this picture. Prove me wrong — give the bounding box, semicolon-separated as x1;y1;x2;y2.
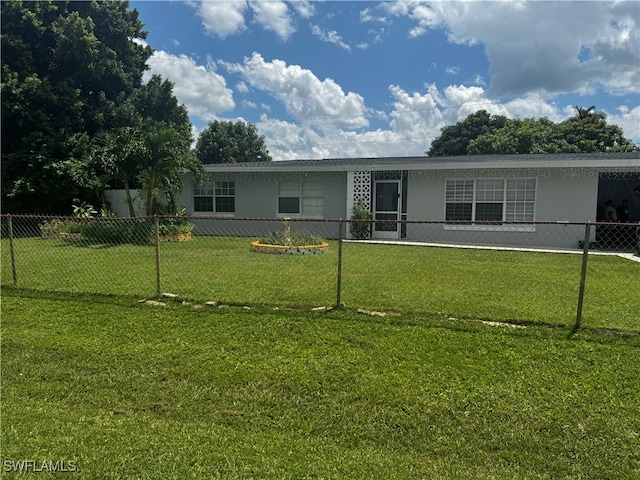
373;179;402;239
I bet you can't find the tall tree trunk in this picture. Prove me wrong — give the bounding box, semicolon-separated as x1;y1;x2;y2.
123;177;136;218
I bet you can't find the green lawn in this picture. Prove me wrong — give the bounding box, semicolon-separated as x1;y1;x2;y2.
1;289;639;479
2;236;639;331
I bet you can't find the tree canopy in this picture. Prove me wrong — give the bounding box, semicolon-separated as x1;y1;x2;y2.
195;120;272;164
1;0;197;215
427;107;639;157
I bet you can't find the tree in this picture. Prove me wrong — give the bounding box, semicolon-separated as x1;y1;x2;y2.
560;106;635;152
428;107;638;157
195;120;272;164
468;117;569;155
427;110;508;157
100;127;141;217
95;76;194;216
1;0;153;213
135;125;205;216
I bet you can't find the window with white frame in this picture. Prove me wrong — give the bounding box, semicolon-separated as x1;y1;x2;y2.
278;181;323;215
194;180;235;213
445;178;535;222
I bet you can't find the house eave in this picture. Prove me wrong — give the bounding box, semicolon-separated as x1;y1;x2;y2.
200;153;640;174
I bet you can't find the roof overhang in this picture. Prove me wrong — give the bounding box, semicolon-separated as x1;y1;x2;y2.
200;153;640;174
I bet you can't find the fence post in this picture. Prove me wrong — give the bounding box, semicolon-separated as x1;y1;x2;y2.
8;215;18;286
336;219;344;308
154;215;161;297
573;222;591;334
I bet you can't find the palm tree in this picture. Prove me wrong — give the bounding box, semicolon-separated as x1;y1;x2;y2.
135;125;205;216
570;105;605;122
102;127;141;217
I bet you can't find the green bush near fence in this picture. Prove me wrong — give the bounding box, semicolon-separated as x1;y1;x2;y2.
38;217;194;244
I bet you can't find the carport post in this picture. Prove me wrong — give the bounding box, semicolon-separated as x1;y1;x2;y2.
573;222;591;334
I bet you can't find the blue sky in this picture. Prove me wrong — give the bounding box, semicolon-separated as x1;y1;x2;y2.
130;1;640;159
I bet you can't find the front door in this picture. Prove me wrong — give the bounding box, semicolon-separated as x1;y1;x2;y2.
373;180;401;239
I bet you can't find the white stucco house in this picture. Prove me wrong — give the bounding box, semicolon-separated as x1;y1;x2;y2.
107;152;640;249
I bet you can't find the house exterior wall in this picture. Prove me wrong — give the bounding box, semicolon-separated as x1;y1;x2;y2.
107;154;638;250
175;172;347;238
104;189;148;217
535;173;598;222
401;169;599;248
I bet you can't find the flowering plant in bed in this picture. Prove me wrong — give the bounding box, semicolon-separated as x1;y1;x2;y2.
251;230;329;254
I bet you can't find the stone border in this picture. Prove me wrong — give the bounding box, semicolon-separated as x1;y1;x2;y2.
250;241;329;255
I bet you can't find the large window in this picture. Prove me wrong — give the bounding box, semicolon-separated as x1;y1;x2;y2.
278;181;323;215
194;180;235;214
445;178;536;222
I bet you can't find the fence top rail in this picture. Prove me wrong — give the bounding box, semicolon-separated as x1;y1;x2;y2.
2;213;640;228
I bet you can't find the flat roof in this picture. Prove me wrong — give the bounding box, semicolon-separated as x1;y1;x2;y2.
203;152;640;173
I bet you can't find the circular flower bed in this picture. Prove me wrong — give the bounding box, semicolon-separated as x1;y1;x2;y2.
250;241;329;255
251;231;328;255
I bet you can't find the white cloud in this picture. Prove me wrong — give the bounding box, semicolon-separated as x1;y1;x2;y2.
607;105;640;144
253;82;626;160
236;81;249;93
360;7;388;24
250;1;295;40
445;66;460;75
310;24;351;51
221;52;368;131
291;0;315;19
197;0;247;38
193;0;308;40
472;74;486;87
145;50;235;122
387;1;640;96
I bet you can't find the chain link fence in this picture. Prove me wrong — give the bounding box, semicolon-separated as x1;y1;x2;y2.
2;214;639;332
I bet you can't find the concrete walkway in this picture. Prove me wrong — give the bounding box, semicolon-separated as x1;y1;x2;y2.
346;239;640;263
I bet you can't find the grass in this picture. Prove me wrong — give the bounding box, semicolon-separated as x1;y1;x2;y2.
1;289;639;479
2;236;639;331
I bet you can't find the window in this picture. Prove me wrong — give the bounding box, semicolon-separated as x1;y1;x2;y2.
445;178;535;222
194;180;235;214
194;181;214;212
505;178;536;221
445;179;473;221
278;181;323;215
215;181;235;213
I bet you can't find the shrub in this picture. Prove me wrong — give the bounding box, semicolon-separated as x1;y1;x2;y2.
84;219;161;244
257;231;326;246
40;219;83;238
157;218;195;236
350;200;372;239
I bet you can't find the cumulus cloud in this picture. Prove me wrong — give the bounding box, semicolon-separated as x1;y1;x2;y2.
607;105;640;144
197;0;247;38
386;1;640;97
254;82;628;160
145;50;235;121
251;1;295;40
193;0;306;40
291;0;315;19
221;52;369;131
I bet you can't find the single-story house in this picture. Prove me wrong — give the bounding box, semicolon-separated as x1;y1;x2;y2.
108;152;640;249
